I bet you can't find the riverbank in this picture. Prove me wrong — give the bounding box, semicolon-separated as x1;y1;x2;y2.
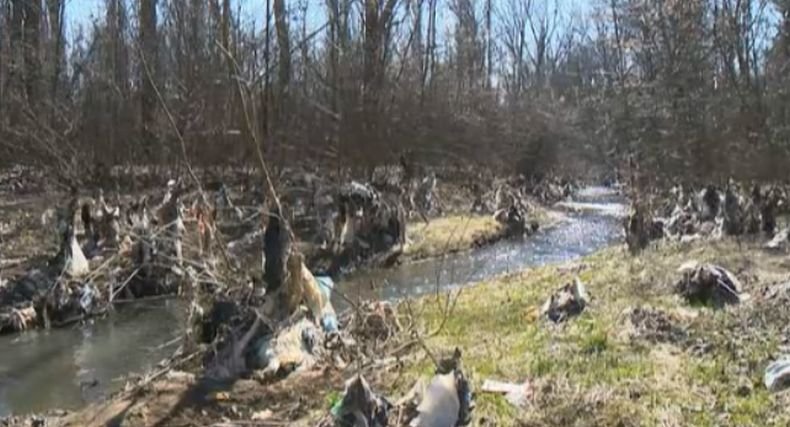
37;236;790;426
401;238;790;426
402;204;562;262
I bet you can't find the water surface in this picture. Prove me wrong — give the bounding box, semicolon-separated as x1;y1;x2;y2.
0;300;183;416
337;202;622;304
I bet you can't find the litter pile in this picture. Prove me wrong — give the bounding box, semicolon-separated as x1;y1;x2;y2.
322;348;473;427
541;278;589;323
325;181;407;272
199;240;408;388
0;180;220;334
675;261;747;306
627;181;788;251
765;357;790;392
529;176;577;204
470;177;546;238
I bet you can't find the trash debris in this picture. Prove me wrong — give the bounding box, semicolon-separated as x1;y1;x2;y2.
523;305;540;323
211;391;231;401
764;356;790;392
676;261;746;305
316;276;335;302
283;253;308;317
764;228;789;251
164;370;196;382
253;315;321;377
762;186;781;234
1;305;37;332
329;375;391;427
761;281;790;301
722;180;744;236
541;277;589;322
640;180;790;244
206;314;264;380
481;379;533;408
409;349;472;427
264;212;293;293
699;185;721;222
78;283;98;313
410;373;460;427
321;310;339;334
52;198;90;278
251;409;274;421
294;253;326;321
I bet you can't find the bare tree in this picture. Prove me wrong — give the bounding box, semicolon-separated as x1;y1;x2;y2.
140;0;157;157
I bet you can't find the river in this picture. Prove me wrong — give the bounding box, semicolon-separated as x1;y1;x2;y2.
0;186;624;416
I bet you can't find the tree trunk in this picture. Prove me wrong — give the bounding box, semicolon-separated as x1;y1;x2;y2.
485;0;492;89
140;0;157;157
23;0;40;107
272;0;290;95
46;0;64;109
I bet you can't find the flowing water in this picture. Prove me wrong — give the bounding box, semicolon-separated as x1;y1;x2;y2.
336;188;624;305
0;187;624;417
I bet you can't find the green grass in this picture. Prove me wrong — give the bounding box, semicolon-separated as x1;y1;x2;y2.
387;238;790;426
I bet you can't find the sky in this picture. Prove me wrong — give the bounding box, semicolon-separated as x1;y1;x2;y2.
65;0;302;33
61;0;777;56
62;0;585;50
65;0;103;30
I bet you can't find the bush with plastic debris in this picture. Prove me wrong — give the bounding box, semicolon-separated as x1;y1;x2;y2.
675;261;747;306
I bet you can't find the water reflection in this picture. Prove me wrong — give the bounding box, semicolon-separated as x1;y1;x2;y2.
0;300;183;416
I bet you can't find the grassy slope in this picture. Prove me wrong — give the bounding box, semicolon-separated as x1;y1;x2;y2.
395;239;790;426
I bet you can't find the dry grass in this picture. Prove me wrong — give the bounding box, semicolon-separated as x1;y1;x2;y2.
403;206;559;261
403;215;503;260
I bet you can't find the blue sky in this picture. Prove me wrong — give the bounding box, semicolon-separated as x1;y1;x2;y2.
65;0;102;29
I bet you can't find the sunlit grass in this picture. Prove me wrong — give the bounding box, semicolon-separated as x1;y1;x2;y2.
404;214;503;260
403;206;559;261
389;239;790;426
